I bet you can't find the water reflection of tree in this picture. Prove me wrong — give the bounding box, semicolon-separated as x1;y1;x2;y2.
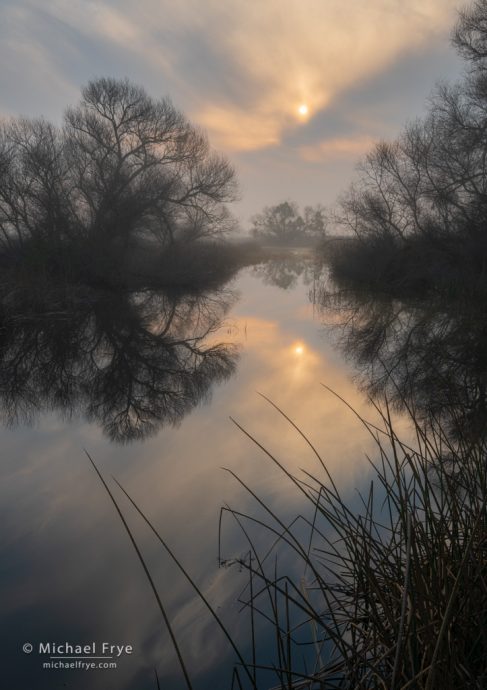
0;285;238;442
316;284;487;443
253;256;321;290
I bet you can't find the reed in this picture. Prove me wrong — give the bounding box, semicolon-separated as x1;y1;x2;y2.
91;391;487;689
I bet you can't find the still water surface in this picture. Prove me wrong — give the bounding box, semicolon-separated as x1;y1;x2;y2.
0;263;390;689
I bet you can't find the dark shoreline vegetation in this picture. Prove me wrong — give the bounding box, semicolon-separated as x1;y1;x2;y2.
324;230;487;302
0;234;267;293
3;3;487;689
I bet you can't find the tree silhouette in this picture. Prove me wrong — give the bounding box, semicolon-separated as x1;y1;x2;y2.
0;78;237;279
330;1;487;295
250;201;326;246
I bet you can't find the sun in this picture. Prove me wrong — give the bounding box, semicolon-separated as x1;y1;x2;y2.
294;344;304;355
297;103;309;117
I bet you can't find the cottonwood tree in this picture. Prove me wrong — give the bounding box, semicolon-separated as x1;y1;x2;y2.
453;0;487;62
302;204;327;240
0;118;71;249
250;201;327;245
335;0;487;246
0;77;237;258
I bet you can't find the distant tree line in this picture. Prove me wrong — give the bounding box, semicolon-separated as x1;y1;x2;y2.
250;201;326;246
327;0;487;299
0;78;237;284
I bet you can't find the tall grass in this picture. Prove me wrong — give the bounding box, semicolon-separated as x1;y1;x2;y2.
91;392;487;689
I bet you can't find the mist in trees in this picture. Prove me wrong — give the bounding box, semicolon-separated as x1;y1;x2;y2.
0;77;237;287
326;0;487;298
250;201;326;246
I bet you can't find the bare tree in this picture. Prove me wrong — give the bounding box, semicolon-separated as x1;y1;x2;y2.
251;200;326;246
0;77;237;259
0;118;72;249
453;0;487;62
331;0;487;293
65;78;237;247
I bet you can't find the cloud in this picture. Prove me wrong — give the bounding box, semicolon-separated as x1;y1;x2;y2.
0;0;465;220
0;4;78;119
162;0;460;151
0;0;460;150
299;135;378;162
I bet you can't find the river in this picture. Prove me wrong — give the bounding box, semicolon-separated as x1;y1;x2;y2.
0;260;403;689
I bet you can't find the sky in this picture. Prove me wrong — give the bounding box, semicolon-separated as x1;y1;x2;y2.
0;0;466;227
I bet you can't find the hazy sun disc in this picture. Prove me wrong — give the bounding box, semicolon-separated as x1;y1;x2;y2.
294;344;304;355
298;104;309;117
